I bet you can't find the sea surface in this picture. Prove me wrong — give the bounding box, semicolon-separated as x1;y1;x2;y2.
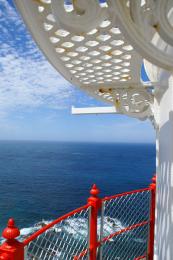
0;141;155;235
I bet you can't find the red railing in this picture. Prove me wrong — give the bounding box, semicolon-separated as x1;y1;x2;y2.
0;176;156;260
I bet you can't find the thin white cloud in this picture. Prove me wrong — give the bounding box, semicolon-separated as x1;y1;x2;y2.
0;0;73;115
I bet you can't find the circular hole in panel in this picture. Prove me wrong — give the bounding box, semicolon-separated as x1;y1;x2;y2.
123;45;134;51
120;78;128;81
78;73;86;76
99;45;112;52
50;37;60;43
89;51;100;56
121;74;131;78
76;46;88;52
83;82;90;84
47;14;55;23
95;66;102;70
92;59;102;64
86;69;94;73
113;72;120;76
72;60;82;65
89;75;95;78
87;29;98;35
114;66;122;70
86;41;99;47
61;56;70;61
75;67;84;71
103;69;112;73
97;77;104;80
110;27;121;34
101;55;111;60
102;63;112;67
38;6;45;12
67;52;78;57
97;34;111;41
112;50;123;56
70;70;77;74
113;76;120;80
64;2;73;12
95;72;104;76
44;23;53;31
100;20;111;28
123;62;130;66
105;74;112;78
121;68;130;73
65;64;74;68
82;77;89;81
56;48;65;53
80;56;90;61
90;79;97;82
112;59;122;63
122;54;132;60
75;75;80;78
84;63;93;68
111;40;124;46
62;42;74;48
55;29;70;37
71;35;85;42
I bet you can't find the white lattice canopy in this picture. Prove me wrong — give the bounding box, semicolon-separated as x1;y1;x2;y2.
14;0;173;123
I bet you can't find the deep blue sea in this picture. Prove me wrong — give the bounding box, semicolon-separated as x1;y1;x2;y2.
0;141;155;234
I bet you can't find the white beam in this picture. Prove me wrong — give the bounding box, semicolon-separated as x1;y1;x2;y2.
71;106;118;115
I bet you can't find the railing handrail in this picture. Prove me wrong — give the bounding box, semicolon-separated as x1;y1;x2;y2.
19;187;152;246
23;204;90;245
103;187;151;201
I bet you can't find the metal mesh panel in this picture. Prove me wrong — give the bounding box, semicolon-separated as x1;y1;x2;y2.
99;190;151;260
25;207;90;260
100;225;148;260
102;191;151;237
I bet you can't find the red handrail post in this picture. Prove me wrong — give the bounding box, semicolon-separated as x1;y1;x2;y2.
148;175;156;260
87;184;101;260
0;219;24;260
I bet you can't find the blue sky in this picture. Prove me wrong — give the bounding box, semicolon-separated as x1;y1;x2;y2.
0;0;155;143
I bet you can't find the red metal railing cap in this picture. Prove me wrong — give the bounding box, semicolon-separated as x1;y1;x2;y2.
2;219;20;240
152;175;156;183
90;184;100;197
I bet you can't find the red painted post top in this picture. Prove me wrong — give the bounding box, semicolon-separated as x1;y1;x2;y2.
0;219;24;260
2;219;20;240
151;175;156;187
88;184;101;209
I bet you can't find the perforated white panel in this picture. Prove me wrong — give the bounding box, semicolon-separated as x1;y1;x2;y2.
15;0;159;121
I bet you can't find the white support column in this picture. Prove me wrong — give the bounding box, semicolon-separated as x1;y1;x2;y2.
155;75;173;260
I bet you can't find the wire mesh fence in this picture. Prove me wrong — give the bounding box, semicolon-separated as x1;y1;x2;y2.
98;189;151;260
99;224;148;260
24;206;90;260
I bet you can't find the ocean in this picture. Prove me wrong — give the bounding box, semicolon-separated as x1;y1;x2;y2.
0;141;155;236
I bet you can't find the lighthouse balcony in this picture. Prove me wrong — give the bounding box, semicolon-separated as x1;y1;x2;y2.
0;177;156;260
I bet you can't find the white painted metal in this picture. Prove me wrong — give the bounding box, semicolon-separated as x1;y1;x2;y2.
152;76;173;260
71;106;118;115
14;0;163;121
